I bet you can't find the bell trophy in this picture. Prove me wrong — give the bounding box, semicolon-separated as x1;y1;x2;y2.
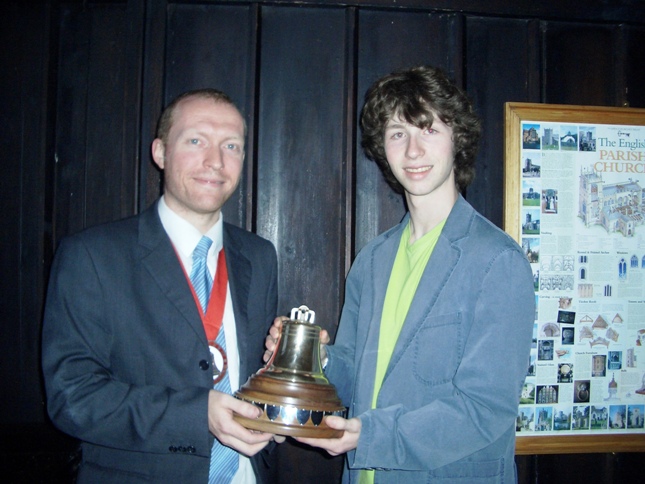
233;305;346;438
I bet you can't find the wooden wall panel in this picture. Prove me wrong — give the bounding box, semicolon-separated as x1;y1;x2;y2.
254;6;349;482
164;3;256;228
256;5;349;327
0;3;51;426
543;22;618;107
625;26;645;109
465;16;540;228
139;0;167;211
84;5;134;225
54;5;91;240
355;10;460;252
54;3;134;240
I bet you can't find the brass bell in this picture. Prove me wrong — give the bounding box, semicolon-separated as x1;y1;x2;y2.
234;306;345;438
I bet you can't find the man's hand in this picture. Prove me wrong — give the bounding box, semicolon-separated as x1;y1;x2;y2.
294;416;361;456
264;316;331;363
207;390;285;456
263;316;288;363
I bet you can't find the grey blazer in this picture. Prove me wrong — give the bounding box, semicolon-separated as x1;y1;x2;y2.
326;195;535;484
42;201;278;483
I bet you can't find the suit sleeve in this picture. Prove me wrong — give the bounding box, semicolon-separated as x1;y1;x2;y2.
42;235;212;456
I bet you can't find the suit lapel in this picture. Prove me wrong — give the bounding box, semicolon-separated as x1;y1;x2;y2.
138;203;207;345
223;224;252;385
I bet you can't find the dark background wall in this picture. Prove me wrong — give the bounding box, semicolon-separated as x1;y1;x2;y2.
2;1;644;482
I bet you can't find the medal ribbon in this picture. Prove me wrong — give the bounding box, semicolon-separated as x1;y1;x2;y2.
178;246;228;341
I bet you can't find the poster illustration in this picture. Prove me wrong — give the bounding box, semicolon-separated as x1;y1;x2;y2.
505;103;645;452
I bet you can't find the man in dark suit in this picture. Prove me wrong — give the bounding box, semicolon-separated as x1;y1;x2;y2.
42;89;282;483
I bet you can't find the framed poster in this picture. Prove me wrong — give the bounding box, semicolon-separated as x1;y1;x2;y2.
504;102;645;454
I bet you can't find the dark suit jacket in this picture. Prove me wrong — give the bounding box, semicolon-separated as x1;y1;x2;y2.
42;201;278;483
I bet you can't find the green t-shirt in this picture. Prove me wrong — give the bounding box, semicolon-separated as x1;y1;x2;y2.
360;219;446;484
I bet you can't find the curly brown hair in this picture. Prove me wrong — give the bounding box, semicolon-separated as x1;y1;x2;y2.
360;66;481;194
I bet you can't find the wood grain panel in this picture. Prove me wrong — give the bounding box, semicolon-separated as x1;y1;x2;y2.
139;0;167;212
256;5;349;327
0;2;50;425
465;16;540;228
543;22;617;107
84;5;133;227
54;5;91;240
355;10;460;252
625;26;645;109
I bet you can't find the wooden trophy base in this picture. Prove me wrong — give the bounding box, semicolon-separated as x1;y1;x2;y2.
233;372;345;438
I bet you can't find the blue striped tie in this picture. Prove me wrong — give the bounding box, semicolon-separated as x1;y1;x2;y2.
191;236;213;312
208;320;239;483
190;237;239;482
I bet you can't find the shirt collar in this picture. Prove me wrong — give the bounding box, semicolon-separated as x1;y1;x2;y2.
157;195;224;260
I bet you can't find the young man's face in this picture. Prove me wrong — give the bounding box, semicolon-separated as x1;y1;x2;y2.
152;97;245;226
383;112;457;202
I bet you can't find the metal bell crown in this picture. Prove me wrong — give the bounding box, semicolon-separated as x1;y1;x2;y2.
233;305;345;438
262;306;327;384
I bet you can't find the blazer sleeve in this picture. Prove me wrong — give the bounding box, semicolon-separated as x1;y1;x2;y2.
42;234;212;457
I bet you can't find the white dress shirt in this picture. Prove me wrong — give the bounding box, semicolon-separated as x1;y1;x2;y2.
158;196;255;484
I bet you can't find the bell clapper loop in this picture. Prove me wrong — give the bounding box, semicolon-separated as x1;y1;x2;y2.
290;305;316;324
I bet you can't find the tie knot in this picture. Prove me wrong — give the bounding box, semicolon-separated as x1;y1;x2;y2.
193;236;213;260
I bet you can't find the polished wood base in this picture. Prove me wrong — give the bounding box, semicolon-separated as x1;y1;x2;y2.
234;372;345;438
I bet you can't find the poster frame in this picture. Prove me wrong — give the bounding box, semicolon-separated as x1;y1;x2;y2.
504;102;645;454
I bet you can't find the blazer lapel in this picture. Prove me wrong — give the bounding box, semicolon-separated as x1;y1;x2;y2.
384;196;473;380
354;219;406;384
368;223;404;342
223;224;251;385
138;203;207;345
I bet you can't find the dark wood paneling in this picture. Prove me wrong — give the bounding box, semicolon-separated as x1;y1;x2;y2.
254;7;350;480
140;0;167;211
0;2;51;426
256;5;349;326
543;22;618;107
260;0;645;24
54;3;134;239
625;26;645;109
465;16;540;228
355;10;461;252
84;5;134;226
54;5;91;240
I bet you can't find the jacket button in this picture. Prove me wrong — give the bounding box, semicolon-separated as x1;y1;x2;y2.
199;359;210;370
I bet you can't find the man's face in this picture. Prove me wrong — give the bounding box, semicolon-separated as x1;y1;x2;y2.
152;97;245;226
383;113;456;202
